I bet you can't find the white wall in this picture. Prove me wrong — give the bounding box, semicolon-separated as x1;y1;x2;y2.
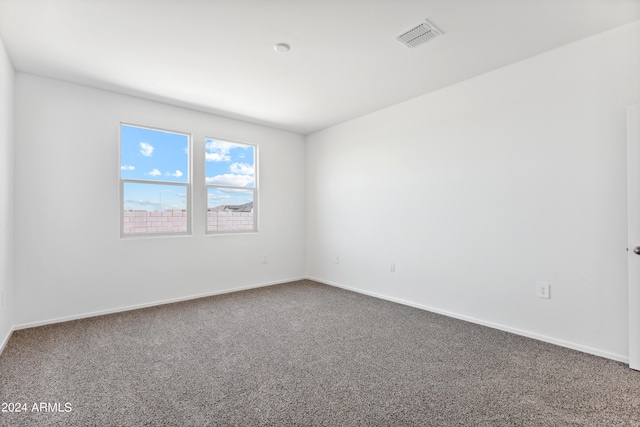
0;36;14;351
13;74;306;327
306;21;640;361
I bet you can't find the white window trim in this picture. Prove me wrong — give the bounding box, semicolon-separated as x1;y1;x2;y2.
204;137;258;235
119;122;192;239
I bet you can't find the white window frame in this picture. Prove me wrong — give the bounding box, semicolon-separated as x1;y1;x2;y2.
205;137;258;235
119;122;192;238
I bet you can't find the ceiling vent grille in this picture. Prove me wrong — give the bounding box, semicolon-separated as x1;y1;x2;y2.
397;20;443;48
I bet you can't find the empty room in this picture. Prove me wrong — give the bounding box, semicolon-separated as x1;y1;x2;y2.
1;0;640;425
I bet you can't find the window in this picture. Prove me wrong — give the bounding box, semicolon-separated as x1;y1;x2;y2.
205;138;257;233
120;123;190;236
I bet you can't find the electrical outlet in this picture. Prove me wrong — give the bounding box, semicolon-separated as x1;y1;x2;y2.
335;255;340;264
262;255;268;264
390;263;396;273
536;282;550;299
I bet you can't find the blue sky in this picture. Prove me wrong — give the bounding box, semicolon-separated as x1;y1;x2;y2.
121;125;188;183
120;125;255;211
121;125;189;211
205;138;255;208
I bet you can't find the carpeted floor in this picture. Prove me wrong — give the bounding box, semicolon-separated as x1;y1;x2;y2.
0;280;639;426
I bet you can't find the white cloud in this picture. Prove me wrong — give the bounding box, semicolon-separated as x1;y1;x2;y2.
206;174;254;187
148;169;162;176
229;163;254;175
167;170;183;177
220;188;252;194
205;152;230;162
208;194;231;200
121;165;135;171
139;142;154;157
206;139;235;151
205;139;235;162
123;198;159;208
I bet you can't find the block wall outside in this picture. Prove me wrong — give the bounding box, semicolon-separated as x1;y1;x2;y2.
207;211;254;232
122;210;254;234
123;210;187;234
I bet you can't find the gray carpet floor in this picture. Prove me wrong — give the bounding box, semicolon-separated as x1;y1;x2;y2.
0;280;639;426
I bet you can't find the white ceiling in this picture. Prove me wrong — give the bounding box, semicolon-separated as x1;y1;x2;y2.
0;0;638;135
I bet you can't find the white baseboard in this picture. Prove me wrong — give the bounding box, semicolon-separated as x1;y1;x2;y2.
13;276;306;331
307;276;629;364
7;275;629;365
0;326;13;356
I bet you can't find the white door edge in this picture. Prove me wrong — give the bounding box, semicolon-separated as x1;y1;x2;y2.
627;103;640;371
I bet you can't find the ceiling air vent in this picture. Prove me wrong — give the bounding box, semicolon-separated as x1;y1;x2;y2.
397;19;443;48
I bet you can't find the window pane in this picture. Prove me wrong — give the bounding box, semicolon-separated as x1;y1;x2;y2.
205;138;255;188
123;182;188;235
121;124;189;183
207;188;254;232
